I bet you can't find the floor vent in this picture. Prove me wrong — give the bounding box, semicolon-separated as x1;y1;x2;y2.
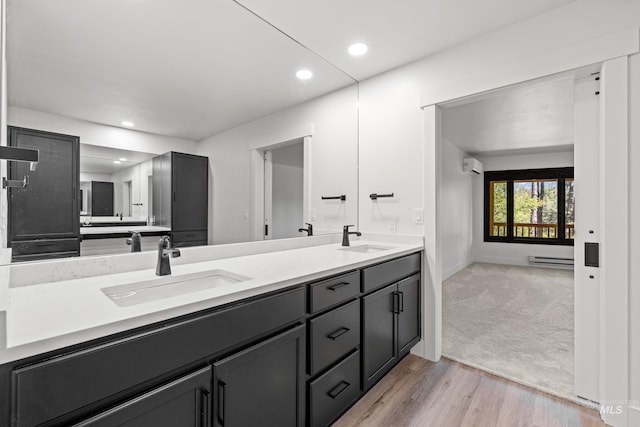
528;256;574;267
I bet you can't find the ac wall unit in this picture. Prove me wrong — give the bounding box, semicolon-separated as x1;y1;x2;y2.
463;157;483;175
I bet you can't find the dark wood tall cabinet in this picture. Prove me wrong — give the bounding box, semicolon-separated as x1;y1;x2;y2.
7;126;80;261
153;152;208;247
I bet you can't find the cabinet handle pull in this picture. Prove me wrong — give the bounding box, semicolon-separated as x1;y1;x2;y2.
327;282;349;291
399;291;404;313
201;388;211;427
217;381;226;425
327;327;350;340
328;381;350;399
392;292;400;314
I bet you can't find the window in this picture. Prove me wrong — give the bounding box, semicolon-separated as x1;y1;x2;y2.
484;167;574;245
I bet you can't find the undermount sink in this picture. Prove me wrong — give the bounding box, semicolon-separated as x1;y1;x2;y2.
102;269;252;308
338;244;395;254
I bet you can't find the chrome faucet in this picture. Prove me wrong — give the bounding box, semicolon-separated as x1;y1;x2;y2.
156;236;181;276
298;223;313;236
342;225;362;247
126;231;142;253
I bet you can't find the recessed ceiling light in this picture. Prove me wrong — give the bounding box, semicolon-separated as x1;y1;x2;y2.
119;158;127;162
113;160;121;164
121;121;134;127
296;69;313;80
348;42;368;56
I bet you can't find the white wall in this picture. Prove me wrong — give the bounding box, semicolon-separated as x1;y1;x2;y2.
358;5;640;405
628;52;640;418
358;0;640;237
440;138;473;279
271;144;304;239
7;107;197;154
110;160;152;219
197;84;358;245
470;150;575;266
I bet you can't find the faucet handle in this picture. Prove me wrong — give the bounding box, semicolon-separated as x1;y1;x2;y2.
343;224;355;231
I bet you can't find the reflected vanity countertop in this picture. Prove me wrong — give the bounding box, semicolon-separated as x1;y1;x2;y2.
0;235;424;363
81;226;171;235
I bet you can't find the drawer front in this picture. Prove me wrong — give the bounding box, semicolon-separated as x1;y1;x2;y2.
362;252;421;293
13;287;305;427
309;350;360;427
11;238;80;256
171;230;207;245
309;271;360;313
309;300;360;376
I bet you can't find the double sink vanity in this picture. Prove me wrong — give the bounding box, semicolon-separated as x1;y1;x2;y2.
0;234;424;427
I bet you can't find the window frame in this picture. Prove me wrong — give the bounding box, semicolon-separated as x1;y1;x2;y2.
483;167;574;246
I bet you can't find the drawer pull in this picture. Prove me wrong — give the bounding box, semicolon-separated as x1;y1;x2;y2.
327;282;350;291
327;327;350;340
327;381;350;399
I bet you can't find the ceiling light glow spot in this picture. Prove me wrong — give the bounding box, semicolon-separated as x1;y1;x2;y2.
113;160;121;164
121;121;134;127
296;69;313;80
348;42;368;56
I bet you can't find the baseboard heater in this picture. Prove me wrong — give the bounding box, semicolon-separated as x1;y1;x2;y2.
528;256;574;267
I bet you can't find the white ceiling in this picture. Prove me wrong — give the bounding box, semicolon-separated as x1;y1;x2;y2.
235;0;577;81
80;144;155;175
441;78;575;154
7;0;577;142
7;0;354;141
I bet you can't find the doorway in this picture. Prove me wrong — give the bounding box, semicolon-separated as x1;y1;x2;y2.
436;71;598;404
264;142;305;239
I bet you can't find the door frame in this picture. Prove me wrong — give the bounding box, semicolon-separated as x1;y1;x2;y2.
420;27;637;425
250;124;313;241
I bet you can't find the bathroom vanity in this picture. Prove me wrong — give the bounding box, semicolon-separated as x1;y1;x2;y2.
0;238;423;427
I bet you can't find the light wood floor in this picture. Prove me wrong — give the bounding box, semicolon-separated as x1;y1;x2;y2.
334;355;606;427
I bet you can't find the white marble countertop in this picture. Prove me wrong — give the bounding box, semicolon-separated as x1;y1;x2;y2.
81;226;171;235
0;236;423;364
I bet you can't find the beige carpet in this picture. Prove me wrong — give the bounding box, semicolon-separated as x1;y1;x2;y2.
442;262;576;403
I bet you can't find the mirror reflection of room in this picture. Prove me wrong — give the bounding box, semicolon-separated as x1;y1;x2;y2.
3;0;359;262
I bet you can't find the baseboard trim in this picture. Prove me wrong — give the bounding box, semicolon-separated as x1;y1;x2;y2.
474;256;573;269
442;260;473;280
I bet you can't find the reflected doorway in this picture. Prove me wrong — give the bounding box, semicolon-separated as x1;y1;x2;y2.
263;142;304;240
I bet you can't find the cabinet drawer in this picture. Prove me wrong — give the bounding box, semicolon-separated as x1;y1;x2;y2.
309;300;360;376
11;238;80;258
362;252;420;293
309;271;360;313
12;287;305;427
309;350;360;427
171;230;207;246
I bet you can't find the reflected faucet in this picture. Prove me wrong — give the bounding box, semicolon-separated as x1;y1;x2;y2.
126;231;142;253
156;236;181;276
342;225;362;247
298;223;313;236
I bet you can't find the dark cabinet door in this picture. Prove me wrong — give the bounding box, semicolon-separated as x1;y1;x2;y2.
213;325;305;427
397;274;421;357
152;152;172;228
172;152;208;233
91;181;114;216
8;126;79;242
74;367;212;427
362;283;397;390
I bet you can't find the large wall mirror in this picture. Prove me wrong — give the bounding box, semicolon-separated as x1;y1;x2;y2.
2;0;359;262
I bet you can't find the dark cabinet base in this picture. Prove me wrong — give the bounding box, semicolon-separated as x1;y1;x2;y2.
214;325;306;427
75;367;212;427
